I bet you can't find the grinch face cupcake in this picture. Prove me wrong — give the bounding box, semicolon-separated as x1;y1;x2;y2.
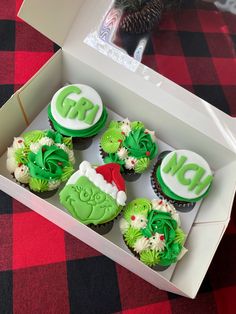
120;198;187;270
60;161;127;234
100;118;158;181
151;150;213;211
48;84;108;150
6;130;75;197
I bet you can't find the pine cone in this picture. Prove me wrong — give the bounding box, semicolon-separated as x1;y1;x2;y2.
119;0;164;34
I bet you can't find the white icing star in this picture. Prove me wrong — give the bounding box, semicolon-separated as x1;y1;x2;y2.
39;137;54;146
14;165;30;184
124;157;137;170
117;147;128;160
119;218;130;234
30;142;42;154
130;214;147;229
144;129;157;142
13;137;25;149
149;233;166;251
6;157;18;173
134;237;149;253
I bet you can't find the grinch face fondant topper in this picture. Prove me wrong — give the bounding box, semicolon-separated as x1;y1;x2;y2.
160;150;213;199
60;161;127;225
50;84;103;130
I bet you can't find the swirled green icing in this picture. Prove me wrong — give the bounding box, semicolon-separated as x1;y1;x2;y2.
60;176;122;225
124;227;142;247
123;128;157;159
131;121;144;130
156;166;210;202
134;158;150;173
23;130;44;146
100;128;124;153
123;198;151;222
45;129;63;144
141;211;177;240
29;177;48;192
28;145;69;180
61;166;75;182
104;153;125;172
140;250;160;267
174;228;186;245
159;242;182;266
48;104;108;138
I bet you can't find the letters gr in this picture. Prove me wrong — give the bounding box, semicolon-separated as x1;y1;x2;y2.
56;86;99;125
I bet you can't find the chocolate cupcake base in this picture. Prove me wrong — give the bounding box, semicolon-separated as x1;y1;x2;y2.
151;151;195;212
89;220;114;235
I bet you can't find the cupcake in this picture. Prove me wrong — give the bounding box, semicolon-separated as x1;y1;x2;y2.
151;150;213;211
60;161;127;235
48;84;108;150
120;198;187;270
6;130;75;197
100;118;158;181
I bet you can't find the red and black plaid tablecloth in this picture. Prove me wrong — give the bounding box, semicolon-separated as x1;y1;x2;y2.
0;0;236;313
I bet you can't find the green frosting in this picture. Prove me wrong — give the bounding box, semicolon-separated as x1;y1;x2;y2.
29;177;48;192
141;211;177;240
122;198;187;267
61;166;75;182
123;128;157;159
156;166;210;202
23;130;44;146
109;121;121;129
124;227;142;247
134;158;150;174
28;145;69;181
45;129;64;144
174;228;186;245
123;198;152;222
140;250;160;267
60;176;122;225
131;121;144;130
104;153;125;172
48;104;108;138
100;128;124;153
159;242;182;266
15;147;29;164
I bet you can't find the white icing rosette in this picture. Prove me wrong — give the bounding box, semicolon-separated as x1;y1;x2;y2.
134;237;149;253
7;147;16;158
6;157;18;173
151;198;180;226
39;137;54;147
117;147;128;160
13;137;25;149
48;180;61;191
130;214;147;229
119;218;130;234
14;165;30;184
148;233;166;251
30;142;42;154
124;157;137;170
121;118;131;136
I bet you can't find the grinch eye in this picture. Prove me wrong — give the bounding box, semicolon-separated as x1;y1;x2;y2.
94;192;106;203
79;188;92;202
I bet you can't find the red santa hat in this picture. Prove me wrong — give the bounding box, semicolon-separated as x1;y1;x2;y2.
78;161;127;206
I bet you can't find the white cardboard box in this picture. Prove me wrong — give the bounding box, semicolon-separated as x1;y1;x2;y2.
0;0;236;298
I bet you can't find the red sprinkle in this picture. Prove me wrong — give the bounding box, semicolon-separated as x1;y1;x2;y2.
131;160;135;165
42;147;46;152
158;200;163;205
18;140;23;143
58;162;63;166
18;163;23;167
118;139;122;143
121;132;125;135
131;215;135;221
144;131;148;134
160;235;165;241
146;151;150;157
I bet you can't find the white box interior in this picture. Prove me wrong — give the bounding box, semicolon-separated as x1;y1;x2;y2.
0;50;236;298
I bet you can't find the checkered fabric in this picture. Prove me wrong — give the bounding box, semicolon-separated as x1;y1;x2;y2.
0;0;236;313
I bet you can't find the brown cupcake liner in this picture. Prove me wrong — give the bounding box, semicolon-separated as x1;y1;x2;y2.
123;237;170;272
151;151;196;212
49;118;94;151
88;210;124;235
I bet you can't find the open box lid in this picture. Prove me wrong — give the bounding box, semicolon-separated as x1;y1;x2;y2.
16;0;236;225
18;0;236;154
